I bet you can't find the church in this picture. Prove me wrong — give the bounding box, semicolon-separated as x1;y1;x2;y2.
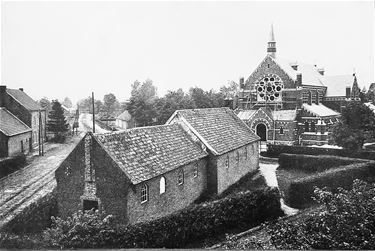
237;25;361;148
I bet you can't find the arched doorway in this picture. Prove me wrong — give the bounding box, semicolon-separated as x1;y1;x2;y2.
256;123;267;141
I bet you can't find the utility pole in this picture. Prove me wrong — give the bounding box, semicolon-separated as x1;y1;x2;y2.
39;110;44;156
92;92;95;133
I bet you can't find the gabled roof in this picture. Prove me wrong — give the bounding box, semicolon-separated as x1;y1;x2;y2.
0;107;32;136
94;123;208;185
117;110;132;121
6;89;42;111
302;103;340;117
323;75;354;97
272;110;297;121
167;107;260;155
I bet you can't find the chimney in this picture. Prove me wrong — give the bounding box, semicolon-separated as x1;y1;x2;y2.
19;88;24;92
0;85;6;107
346;86;351;99
296;73;302;86
239;77;245;89
291;62;298;71
317;68;325;75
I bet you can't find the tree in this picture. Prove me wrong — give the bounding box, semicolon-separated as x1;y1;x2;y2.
62;97;73;108
330;102;375;150
39;97;52;115
128;79;158;126
47;100;69;142
103;93;119;116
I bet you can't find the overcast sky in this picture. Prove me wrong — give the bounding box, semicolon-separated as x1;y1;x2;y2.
1;1;374;104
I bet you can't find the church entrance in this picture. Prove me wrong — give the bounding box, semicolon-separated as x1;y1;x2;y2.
256;123;267;152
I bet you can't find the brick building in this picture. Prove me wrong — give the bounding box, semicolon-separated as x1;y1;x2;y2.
237;25;360;147
55;108;259;225
0;85;46;148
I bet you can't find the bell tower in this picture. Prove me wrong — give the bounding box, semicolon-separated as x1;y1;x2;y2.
267;24;276;58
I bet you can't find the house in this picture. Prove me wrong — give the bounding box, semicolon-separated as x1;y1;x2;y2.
55;108;260;224
237;25;359;146
0;85;46;148
0;107;32;157
115;110;134;129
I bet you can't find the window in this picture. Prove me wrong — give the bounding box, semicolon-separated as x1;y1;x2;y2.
141;184;148;203
178;169;184;185
236;151;240;164
225;154;229;168
311;122;316;132
160;177;166;194
245;147;248;159
279;126;284;135
251;144;254;154
304;122;309;132
193;163;198;178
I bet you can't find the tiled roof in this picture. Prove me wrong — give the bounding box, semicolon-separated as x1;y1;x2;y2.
272;110;297;121
6;89;42;111
323;75;354;97
94;124;208;184
302;103;340;117
117;110;132;121
0;108;32;136
237;110;257;120
171;107;260;155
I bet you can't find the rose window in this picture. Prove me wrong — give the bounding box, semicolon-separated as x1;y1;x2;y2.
256;75;283;102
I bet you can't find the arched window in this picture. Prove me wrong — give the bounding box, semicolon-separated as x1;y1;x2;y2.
160;177;166;194
225;154;230;168
304;122;309;132
193;163;198;178
178;169;184;185
311;122;316;132
279;126;284;135
141;184;148;203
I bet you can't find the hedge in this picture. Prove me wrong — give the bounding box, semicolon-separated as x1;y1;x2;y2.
288;162;375;208
0;154;26;179
44;187;283;249
278;153;368;173
266;144;375;160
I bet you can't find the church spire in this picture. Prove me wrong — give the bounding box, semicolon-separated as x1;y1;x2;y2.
267;24;276;58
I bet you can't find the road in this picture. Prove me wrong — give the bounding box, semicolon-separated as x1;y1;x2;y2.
0;135;83;228
78;113;110;133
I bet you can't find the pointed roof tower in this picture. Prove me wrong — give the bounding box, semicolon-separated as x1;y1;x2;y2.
267;24;276;58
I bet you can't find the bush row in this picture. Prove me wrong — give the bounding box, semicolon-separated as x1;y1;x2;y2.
44;187;283;249
288;162;375;208
266;144;375;160
1;192;58;234
0;154;26;179
278;153;368;173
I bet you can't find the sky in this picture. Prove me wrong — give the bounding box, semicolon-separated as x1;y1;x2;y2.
1;1;374;105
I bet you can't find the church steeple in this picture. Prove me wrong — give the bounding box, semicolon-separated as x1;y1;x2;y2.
267;24;276;58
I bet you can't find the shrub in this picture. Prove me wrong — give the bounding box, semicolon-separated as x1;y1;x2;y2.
0;233;43;249
267;179;375;249
288;162;375;208
42;187;283;249
278;153;367;173
0;154;26;179
266;144;375;160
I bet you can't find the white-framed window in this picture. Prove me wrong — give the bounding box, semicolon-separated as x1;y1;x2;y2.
140;183;148;203
279;126;284;135
225;154;229;169
160;177;166;194
178;169;184;185
193;163;198;178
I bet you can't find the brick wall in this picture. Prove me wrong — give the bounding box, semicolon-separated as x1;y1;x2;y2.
215;141;259;194
126;158;208;225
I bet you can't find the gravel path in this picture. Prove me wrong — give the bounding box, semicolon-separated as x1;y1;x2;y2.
0;135;82;228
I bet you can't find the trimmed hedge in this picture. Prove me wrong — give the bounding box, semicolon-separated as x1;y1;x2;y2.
288;162;375;208
45;187;283;249
278;153;368;173
0;154;26;179
266;144;375;160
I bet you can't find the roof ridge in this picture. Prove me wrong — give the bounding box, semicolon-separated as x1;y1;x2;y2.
0;107;32;130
